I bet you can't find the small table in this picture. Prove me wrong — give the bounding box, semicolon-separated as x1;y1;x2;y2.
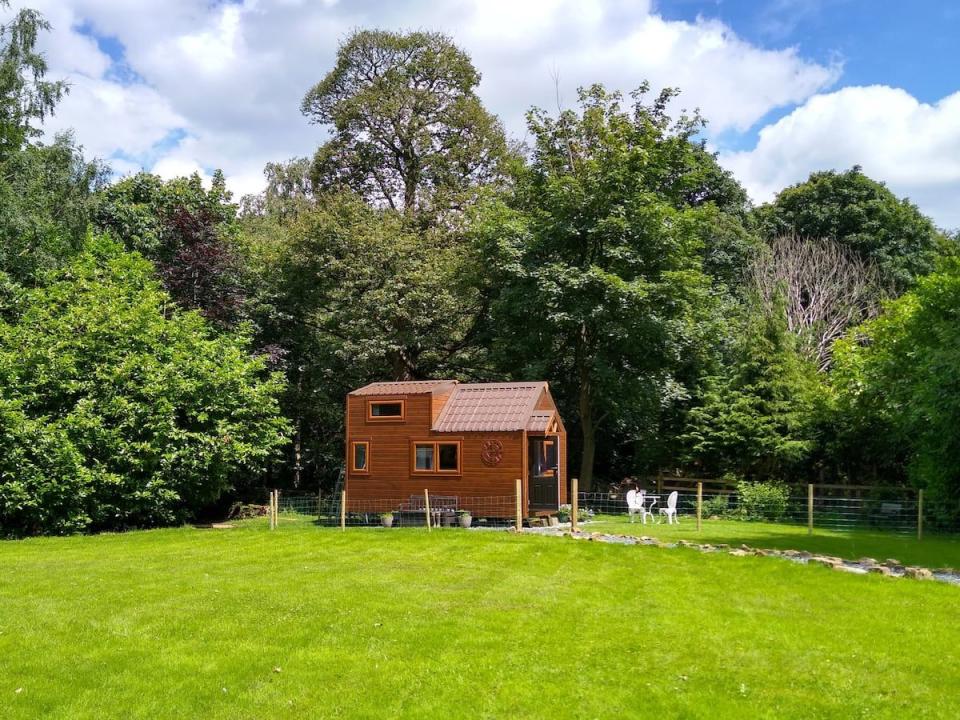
644;494;660;522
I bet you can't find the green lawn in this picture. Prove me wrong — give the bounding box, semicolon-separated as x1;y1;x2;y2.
2;523;959;719
585;515;960;569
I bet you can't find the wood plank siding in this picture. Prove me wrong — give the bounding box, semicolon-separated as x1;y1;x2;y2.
345;381;567;518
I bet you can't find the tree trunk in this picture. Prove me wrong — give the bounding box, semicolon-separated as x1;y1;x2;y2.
579;409;596;492
293;368;303;489
577;328;596;492
293;421;302;489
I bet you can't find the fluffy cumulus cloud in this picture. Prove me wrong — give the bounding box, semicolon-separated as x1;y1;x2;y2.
721;86;960;229
24;0;842;199
25;0;958;228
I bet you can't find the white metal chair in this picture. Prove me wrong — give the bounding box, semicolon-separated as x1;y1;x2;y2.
626;489;654;524
626;489;639;522
659;491;679;524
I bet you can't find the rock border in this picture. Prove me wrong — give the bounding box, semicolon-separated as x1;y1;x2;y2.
518;526;958;585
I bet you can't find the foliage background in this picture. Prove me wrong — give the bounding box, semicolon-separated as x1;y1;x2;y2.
1;13;958;534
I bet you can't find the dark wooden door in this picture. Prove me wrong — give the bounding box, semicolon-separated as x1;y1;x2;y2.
529;436;559;508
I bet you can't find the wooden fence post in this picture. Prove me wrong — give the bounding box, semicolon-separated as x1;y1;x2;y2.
696;482;702;532
268;490;274;530
571;478;579;533
918;489;924;541
515;479;522;532
274;489;280;528
424;489;432;532
807;484;814;536
340;489;346;531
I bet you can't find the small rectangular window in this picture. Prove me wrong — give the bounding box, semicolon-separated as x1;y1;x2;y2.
438;443;459;472
415;444;434;471
412;440;461;474
351;441;369;473
368;400;405;421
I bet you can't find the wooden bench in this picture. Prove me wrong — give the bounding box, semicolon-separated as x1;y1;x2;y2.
400;495;458;527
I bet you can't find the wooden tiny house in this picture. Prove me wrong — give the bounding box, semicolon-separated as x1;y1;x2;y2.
345;380;567;517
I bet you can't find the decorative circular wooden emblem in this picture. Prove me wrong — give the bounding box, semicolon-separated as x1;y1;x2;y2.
480;439;504;467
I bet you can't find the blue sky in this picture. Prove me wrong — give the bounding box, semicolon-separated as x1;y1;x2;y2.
660;0;960;151
661;0;958;100
25;0;960;228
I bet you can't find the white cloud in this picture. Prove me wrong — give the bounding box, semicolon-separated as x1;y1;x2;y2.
427;0;840;137
30;0;960;228
31;0;842;205
42;75;186;161
721;86;960;230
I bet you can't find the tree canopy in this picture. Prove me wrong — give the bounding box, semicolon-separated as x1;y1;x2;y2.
0;237;289;536
0;0;66;159
753;167;949;291
0;132;106;286
95;171;246;326
683;293;822;479
3;13;959;533
833;259;960;518
485;84;744;489
301;29;510;221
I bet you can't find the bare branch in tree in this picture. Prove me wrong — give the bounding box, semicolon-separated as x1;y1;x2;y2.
750;235;887;371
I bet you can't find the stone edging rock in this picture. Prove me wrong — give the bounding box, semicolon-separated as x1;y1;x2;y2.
517;526;959;586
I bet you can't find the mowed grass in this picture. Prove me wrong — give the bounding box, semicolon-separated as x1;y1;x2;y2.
587;515;960;569
2;523;959;719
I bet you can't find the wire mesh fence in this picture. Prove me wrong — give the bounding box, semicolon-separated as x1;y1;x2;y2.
259;483;957;539
269;491;519;529
577;486;959;536
277;494;322;518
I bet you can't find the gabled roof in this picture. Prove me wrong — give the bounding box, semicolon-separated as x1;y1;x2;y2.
433;382;548;433
350;380;457;396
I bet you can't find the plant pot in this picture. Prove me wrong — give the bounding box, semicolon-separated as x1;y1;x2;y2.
458;515;472;528
381;515;394;528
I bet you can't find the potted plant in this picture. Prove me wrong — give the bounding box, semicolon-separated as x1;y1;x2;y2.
556;504;572;523
380;512;394;528
457;509;472;528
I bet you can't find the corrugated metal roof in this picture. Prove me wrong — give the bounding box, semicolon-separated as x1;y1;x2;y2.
350;380;458;396
527;411;554;432
433;382;547;432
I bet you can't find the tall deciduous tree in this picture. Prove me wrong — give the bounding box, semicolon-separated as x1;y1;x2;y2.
833;259;960;520
0;132;106;286
753;167;949;291
488;84;742;490
0;4;104;287
0;237;289;536
277;192;488;382
0;1;66;159
94;171;246;326
301;29;509;221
